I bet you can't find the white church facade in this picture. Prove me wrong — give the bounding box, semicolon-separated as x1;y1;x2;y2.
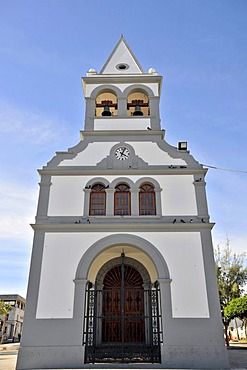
17;37;229;369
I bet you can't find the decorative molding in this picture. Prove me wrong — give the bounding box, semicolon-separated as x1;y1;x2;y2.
39;167;207;176
75;233;170;280
31;222;215;232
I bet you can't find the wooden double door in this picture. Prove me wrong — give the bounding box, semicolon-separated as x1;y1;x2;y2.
102;264;145;343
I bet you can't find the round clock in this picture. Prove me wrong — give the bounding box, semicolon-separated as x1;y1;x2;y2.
115;147;130;160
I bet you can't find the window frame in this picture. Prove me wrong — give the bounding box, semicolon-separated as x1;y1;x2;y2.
114;183;131;216
139;183;156;216
89;183;106;216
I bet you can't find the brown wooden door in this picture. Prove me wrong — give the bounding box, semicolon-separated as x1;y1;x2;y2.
102;265;145;343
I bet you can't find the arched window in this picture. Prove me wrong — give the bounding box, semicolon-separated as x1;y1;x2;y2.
139;183;156;215
114;184;130;215
89;183;106;215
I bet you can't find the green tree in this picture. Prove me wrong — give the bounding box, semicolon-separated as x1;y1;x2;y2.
214;238;247;346
0;301;12;344
224;296;247;338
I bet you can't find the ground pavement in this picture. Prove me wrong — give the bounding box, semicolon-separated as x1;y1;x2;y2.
0;342;246;370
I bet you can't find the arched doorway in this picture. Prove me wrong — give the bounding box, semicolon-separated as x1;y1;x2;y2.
84;254;162;364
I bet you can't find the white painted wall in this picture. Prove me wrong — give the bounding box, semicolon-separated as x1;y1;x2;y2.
140;232;209;318
127;142;186;165
160;175;197;215
48;176;86;216
94;118;150;131
48;175;197;216
36;232;208;319
59;142;114;166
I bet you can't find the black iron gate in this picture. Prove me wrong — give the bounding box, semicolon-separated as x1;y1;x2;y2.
83;257;162;363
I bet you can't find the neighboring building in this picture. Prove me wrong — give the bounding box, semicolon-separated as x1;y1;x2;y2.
17;37;229;369
0;294;25;341
229;318;246;341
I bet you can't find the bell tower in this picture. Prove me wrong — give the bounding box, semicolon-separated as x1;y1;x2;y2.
17;37;229;370
83;36;161;131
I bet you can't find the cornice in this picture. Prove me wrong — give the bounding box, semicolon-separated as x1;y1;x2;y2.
38;167;207;176
82;75;162;84
80;129;164;138
31;222;214;232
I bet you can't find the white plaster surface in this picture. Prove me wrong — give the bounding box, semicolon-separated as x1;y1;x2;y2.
137;232;209;318
48;176;86;216
127;142;187;165
58;142;114;166
36;232;110;318
36;232;208;319
160;175;197;215
94;118;150;130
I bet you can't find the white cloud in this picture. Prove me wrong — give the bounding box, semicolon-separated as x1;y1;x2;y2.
0;179;35;297
212;230;247;256
0;100;68;145
0;180;37;241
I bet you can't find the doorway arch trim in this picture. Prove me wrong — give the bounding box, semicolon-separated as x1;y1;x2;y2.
75;233;170;280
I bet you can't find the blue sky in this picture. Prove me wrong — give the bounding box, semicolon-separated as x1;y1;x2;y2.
0;0;246;298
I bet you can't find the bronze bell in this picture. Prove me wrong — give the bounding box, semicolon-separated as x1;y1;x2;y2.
102;105;112;116
133;105;143;116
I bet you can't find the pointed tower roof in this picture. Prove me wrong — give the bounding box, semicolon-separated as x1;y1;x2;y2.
100;36;144;75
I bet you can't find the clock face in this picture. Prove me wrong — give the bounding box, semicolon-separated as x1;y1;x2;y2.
115;147;130;160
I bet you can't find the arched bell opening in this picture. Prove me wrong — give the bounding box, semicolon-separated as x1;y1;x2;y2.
95;91;118;116
127;91;149;116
